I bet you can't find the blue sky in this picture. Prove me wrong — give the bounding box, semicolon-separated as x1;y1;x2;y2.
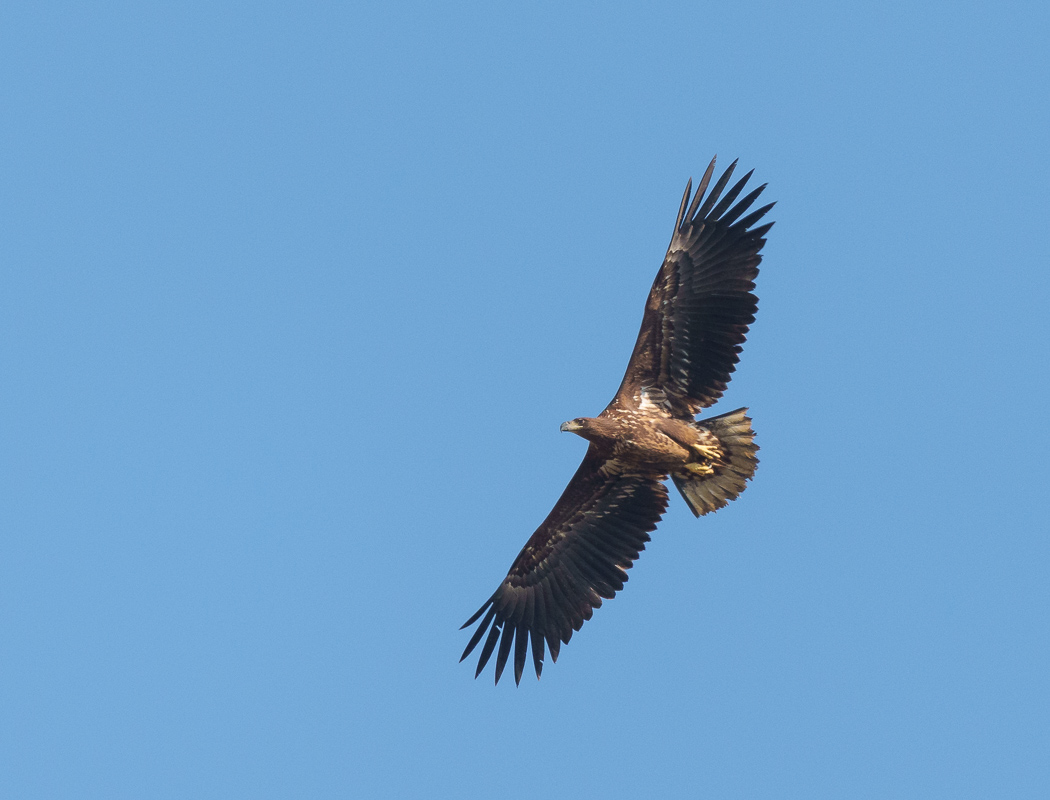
2;1;1048;797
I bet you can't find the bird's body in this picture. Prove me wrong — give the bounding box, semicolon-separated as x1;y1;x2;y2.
461;156;774;684
566;412;692;468
565;409;725;473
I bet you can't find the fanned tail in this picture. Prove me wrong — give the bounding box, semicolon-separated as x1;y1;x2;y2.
671;408;758;517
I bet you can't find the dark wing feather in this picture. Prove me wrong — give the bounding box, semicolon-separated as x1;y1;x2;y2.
461;446;668;685
612;156;775;417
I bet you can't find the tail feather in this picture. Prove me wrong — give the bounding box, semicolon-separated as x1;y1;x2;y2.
671;408;758;517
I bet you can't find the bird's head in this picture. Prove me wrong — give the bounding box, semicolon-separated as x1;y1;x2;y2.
559;418;586;433
561;416;615;442
560;417;608;442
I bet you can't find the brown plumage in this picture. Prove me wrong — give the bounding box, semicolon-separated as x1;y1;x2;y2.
461;156;774;685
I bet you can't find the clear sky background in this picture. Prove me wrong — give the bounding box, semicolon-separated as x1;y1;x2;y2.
2;2;1048;797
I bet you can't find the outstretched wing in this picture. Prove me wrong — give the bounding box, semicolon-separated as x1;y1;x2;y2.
612;157;775;418
460;447;668;685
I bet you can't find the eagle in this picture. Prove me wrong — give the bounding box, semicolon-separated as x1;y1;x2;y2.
461;156;774;685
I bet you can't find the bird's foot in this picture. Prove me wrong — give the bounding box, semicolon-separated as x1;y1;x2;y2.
692;443;722;460
685;462;714;476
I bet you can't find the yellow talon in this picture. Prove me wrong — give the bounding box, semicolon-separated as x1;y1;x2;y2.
685;462;714;476
693;443;721;460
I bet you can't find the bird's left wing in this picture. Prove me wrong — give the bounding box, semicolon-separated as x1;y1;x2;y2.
460;447;668;685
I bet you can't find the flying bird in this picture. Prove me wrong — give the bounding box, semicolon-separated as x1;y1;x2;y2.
461;156;774;685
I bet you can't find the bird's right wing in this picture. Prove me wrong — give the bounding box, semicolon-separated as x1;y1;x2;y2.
611;157;774;417
460;446;668;685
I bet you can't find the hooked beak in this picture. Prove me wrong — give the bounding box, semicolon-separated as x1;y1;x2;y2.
560;420;582;432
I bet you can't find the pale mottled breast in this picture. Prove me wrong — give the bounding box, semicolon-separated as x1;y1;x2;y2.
600;410;691;468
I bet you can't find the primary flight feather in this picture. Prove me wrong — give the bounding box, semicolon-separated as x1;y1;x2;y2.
461;156;775;685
